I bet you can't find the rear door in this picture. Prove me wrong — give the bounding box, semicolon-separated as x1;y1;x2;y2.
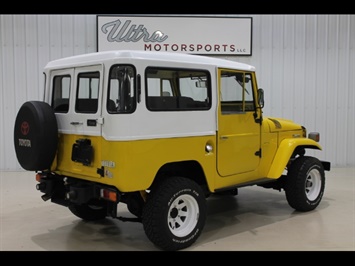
69;66;103;136
51;65;104;178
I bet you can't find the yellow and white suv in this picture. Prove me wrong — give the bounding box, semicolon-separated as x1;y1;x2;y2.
14;50;331;251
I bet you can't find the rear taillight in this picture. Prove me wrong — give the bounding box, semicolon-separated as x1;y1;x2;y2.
35;172;47;182
100;189;118;202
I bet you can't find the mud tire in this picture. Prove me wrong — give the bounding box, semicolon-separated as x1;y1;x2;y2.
142;176;206;251
285;156;325;212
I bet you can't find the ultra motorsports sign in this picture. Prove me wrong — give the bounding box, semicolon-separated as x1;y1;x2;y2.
97;15;252;55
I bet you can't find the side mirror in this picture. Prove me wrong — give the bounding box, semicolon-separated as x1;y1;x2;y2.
258;88;264;108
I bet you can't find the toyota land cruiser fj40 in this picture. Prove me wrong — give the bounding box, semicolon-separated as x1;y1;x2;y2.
14;50;331;251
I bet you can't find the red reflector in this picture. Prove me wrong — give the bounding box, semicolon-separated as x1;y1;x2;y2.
100;189;117;202
35;173;41;182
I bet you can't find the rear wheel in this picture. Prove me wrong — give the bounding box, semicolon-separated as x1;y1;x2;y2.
142;176;206;251
285;156;325;212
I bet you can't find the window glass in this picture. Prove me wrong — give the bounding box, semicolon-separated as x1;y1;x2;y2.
146;67;211;111
75;72;100;113
107;65;136;114
52;75;71;113
220;71;255;113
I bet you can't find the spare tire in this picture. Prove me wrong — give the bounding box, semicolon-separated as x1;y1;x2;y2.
14;101;58;171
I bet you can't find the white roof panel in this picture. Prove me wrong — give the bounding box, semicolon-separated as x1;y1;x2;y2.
44;50;255;71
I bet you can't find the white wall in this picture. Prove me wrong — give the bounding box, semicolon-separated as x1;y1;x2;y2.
0;14;97;170
1;14;354;170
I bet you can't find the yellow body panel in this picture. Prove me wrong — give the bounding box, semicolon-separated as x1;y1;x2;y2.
257;130;279;177
54;134;102;179
217;111;261;176
51;110;322;194
53;134;217;192
267;138;322;178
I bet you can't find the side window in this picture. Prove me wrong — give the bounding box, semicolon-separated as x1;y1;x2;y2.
52;75;71;113
75;72;100;113
107;65;136;114
220;70;255;113
146;67;211;111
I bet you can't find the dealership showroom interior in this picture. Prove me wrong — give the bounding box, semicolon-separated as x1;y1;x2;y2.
0;14;354;252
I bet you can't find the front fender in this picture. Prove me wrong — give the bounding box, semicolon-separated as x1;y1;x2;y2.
266;138;322;179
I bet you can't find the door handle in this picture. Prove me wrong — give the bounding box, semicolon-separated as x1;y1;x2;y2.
70;122;83;125
220;135;228;140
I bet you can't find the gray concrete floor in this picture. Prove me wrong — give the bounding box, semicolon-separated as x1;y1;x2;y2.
0;167;354;251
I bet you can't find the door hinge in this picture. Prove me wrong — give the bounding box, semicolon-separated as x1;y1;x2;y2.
96;117;104;125
253;112;263;124
255;149;262;157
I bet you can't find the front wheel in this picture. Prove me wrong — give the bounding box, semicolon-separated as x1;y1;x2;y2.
142;176;207;251
284;156;325;212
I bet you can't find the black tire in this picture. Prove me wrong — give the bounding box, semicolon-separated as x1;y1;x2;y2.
68;203;107;221
284;156;325;212
142;177;207;251
14;101;58;171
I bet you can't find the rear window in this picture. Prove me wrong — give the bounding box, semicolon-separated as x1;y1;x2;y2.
52;75;71;113
75;72;100;113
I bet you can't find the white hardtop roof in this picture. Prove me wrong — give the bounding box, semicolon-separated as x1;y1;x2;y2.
44;50;255;71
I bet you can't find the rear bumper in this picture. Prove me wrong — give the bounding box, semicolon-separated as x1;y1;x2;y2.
35;172;121;206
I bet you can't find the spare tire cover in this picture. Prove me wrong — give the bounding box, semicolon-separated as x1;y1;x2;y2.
14;101;58;171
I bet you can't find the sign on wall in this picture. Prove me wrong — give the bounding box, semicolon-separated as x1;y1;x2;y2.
97;15;252;55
